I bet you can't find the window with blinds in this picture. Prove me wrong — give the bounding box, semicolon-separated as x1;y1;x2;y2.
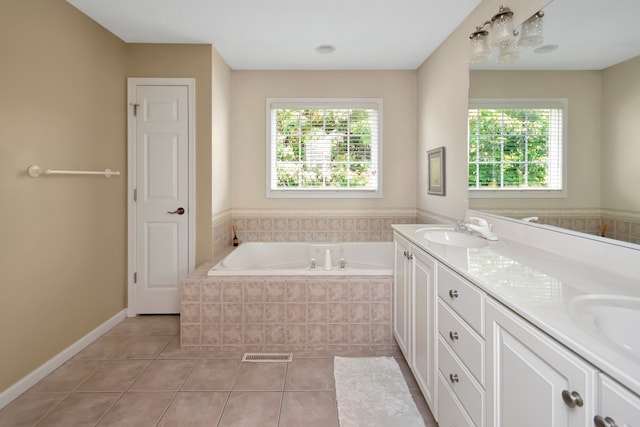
266;99;382;198
468;99;566;197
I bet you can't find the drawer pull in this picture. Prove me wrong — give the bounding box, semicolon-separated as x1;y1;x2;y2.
594;416;618;427
449;373;459;383
561;390;584;408
449;331;459;340
449;289;459;298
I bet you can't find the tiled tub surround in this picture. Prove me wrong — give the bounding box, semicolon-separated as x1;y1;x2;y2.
212;210;420;263
481;208;640;243
180;265;396;353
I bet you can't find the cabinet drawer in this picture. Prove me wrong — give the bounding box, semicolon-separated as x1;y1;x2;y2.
439;337;485;427
599;374;640;426
438;265;485;336
438;299;485;386
438;372;475;427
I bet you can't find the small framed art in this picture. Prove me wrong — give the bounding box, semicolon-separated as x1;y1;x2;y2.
427;147;445;196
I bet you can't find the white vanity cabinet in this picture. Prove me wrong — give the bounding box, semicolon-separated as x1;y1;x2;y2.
595;374;640;427
393;233;437;418
486;298;598;427
437;264;486;427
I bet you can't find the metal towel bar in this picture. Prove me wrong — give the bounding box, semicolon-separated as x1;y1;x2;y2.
27;165;120;178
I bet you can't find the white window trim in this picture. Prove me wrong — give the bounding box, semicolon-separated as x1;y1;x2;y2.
468;98;568;199
265;98;383;198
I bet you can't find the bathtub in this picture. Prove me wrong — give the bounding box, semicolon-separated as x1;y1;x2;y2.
181;241;397;352
207;241;393;276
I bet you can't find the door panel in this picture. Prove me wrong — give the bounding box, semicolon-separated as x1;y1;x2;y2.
134;84;190;314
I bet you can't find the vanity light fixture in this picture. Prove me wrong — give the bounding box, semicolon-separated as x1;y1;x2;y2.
469;6;545;64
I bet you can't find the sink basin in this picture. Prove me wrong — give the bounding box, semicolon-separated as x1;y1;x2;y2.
419;230;489;248
569;295;640;360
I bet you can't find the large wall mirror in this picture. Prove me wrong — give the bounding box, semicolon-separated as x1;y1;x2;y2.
468;0;640;248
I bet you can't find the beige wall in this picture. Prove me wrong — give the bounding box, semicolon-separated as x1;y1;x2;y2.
230;71;417;210
0;0;127;391
126;44;214;264
211;48;233;217
602;55;640;213
416;0;550;221
468;70;602;211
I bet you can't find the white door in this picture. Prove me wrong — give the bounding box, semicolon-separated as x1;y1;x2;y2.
128;79;195;314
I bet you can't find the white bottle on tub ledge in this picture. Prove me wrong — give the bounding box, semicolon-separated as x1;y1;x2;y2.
324;249;332;271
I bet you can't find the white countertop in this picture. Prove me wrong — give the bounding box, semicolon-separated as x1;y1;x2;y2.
392;223;640;396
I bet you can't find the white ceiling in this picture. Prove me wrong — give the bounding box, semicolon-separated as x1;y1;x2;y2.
66;0;481;70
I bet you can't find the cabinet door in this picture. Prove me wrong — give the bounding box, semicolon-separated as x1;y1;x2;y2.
597;374;640;427
412;248;437;417
393;234;411;358
486;298;598;427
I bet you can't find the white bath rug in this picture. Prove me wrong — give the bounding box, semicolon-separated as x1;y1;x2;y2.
333;356;425;427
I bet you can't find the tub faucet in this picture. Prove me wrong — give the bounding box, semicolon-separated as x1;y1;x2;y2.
310;258;316;270
339;258;346;270
324;249;332;271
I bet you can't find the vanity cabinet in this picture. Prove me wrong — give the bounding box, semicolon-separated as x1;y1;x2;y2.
393;233;437;417
437;264;486;427
486;298;598;427
595;374;640;427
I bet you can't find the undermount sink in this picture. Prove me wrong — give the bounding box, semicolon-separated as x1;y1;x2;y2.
569;294;640;360
418;230;489;248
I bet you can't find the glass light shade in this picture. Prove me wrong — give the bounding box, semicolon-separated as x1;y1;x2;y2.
518;13;544;48
469;31;490;63
497;40;520;63
490;8;515;48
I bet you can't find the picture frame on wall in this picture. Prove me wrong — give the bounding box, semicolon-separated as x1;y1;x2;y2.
427;147;445;196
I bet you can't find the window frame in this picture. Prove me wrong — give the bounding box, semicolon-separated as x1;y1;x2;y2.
265;98;383;199
468;98;568;199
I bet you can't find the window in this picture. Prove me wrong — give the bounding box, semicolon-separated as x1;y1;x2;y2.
468;99;566;198
266;98;382;198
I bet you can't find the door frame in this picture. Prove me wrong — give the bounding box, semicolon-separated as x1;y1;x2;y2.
126;77;196;317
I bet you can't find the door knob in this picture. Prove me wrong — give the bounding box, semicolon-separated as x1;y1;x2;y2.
167;207;185;215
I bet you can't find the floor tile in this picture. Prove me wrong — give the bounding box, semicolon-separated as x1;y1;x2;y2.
157;336;201;359
72;335;129;360
396;356;420;390
96;391;174;426
76;360;149;392
28;359;102;393
410;388;438;426
232;362;287;391
111;335;174;359
105;315;179;336
279;391;339;427
129;359;196;391
0;392;66;427
284;358;334;390
181;359;240;391
218;391;281;427
157;391;228;426
36;392;119;426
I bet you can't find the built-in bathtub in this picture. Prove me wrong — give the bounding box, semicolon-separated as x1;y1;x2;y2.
208;242;393;275
180;241;397;353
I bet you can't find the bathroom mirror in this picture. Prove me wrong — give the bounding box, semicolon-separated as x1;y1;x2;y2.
468;0;640;247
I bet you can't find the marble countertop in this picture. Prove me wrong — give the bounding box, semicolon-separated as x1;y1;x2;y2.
392;223;640;396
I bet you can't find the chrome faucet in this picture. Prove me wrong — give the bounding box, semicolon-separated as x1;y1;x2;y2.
458;217;499;241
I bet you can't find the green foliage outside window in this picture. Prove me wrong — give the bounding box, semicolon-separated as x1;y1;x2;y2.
468;107;561;190
273;107;377;190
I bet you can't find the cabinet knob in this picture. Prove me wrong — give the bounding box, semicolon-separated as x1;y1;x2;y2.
449;373;459;383
449;331;459;340
449;289;459;298
403;251;408;257
408;254;413;260
561;390;584;408
594;416;618;427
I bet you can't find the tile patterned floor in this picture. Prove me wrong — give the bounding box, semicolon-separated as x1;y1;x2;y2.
0;315;437;426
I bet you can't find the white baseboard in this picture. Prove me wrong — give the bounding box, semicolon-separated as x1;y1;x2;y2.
0;309;127;410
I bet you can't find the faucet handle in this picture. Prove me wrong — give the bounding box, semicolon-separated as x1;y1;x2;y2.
468;217;489;228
